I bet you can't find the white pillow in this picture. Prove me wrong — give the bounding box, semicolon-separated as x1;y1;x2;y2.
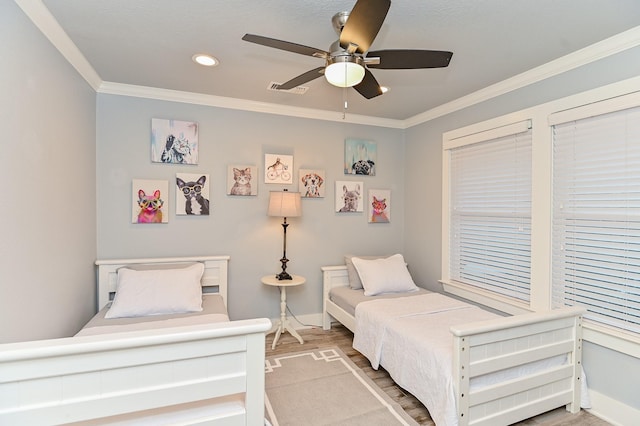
105;263;204;318
351;254;418;296
344;254;389;290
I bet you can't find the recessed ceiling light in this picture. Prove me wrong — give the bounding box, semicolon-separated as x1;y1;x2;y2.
192;54;219;67
380;86;389;93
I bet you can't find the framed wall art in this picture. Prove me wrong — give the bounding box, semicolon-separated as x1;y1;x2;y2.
344;138;376;176
264;154;293;184
368;189;391;223
335;181;363;213
132;179;169;224
151;118;199;164
227;165;258;196
175;173;210;215
300;168;325;198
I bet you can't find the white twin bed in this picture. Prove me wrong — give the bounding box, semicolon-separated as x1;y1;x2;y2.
322;254;587;426
0;255;271;425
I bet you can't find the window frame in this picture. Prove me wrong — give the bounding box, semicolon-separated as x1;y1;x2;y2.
550;98;640;336
442;119;533;314
440;77;640;358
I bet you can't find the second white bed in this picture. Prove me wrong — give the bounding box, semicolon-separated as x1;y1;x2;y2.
323;264;587;426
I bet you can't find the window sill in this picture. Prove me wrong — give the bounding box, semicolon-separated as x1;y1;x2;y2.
440;280;531;315
582;322;640;359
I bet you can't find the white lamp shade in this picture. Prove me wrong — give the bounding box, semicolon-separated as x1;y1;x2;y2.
268;191;302;218
325;60;365;88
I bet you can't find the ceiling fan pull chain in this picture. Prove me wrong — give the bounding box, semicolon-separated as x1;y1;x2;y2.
343;86;348;119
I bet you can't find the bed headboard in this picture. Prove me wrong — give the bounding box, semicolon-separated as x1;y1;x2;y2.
95;255;230;311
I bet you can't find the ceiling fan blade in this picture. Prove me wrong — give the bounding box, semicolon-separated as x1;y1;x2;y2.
276;67;326;90
367;49;453;69
353;68;383;99
242;34;329;58
340;0;390;54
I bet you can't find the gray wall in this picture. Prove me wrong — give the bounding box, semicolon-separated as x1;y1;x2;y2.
0;1;97;342
96;95;406;321
404;45;640;413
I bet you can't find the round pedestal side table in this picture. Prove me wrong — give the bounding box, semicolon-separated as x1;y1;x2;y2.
261;274;306;349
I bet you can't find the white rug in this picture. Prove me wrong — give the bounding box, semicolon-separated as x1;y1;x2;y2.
265;347;418;426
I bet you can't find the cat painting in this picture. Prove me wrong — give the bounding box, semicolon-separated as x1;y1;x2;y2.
160;134;192;164
137;189;164;223
151;118;199;164
370;196;389;223
176;175;209;215
230;167;252;196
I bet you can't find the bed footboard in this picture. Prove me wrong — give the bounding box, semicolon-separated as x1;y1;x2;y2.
450;306;586;426
0;318;271;425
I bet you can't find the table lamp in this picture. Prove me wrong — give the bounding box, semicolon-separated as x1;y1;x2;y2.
267;190;302;280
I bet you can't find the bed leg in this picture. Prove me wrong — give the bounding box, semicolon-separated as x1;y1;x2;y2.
322;312;332;330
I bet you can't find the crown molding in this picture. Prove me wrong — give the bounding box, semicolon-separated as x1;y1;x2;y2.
18;1;640;130
97;82;405;129
404;25;640;128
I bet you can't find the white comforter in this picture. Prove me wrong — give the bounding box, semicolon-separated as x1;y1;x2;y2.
353;293;498;426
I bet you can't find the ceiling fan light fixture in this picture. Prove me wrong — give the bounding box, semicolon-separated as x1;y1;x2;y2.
325;55;365;87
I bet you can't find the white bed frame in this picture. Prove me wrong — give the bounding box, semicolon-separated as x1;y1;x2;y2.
0;256;271;425
322;265;586;426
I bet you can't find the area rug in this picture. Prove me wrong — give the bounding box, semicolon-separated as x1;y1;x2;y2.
265;347;418;426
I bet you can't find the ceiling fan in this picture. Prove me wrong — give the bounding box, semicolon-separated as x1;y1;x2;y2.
242;0;453;99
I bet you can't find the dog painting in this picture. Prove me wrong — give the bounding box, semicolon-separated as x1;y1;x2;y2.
300;169;325;198
336;181;363;213
344;138;376;176
132;179;169;223
151;118;198;164
175;173;210;215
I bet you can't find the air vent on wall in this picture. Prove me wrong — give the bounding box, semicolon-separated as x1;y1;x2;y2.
267;82;309;95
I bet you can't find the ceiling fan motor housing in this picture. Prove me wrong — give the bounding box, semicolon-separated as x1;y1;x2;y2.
332;11;350;35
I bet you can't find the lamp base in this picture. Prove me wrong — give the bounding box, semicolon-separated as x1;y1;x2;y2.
275;271;293;280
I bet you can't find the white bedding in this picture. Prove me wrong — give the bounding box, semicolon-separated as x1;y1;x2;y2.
354;293;497;425
353;293;576;426
76;294;229;337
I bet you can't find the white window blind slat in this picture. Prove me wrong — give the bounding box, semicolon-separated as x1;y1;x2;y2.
449;125;532;303
552;105;640;334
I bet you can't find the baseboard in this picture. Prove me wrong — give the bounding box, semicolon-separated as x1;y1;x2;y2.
587;389;640;426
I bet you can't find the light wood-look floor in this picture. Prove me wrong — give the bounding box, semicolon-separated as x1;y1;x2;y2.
266;324;610;426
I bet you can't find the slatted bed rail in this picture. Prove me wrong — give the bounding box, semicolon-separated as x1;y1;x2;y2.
0;318;271;425
451;306;585;426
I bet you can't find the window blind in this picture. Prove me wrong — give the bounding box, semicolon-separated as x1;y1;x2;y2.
449;125;532;303
552;106;640;334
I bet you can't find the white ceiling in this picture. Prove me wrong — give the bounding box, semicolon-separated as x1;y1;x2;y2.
34;0;640;121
